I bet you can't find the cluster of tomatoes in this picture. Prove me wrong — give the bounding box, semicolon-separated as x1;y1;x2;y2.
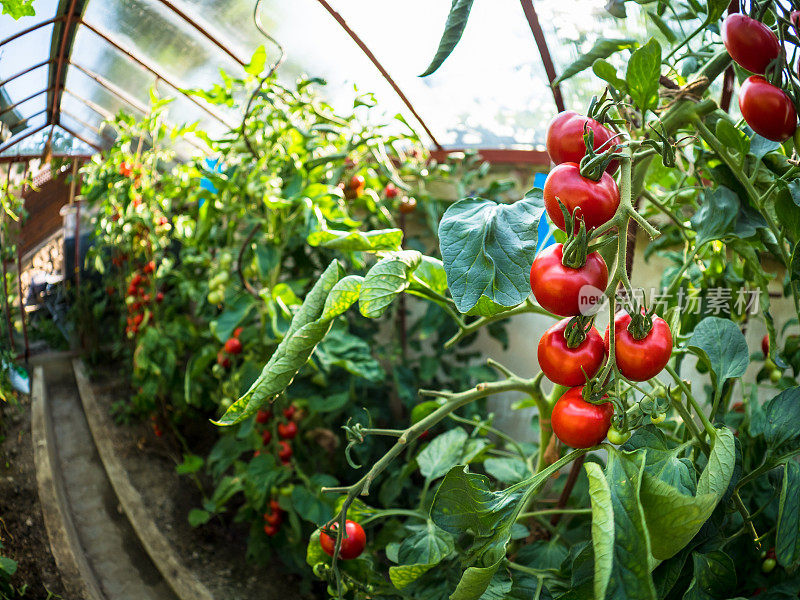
255;404;299;466
262;498;285;537
216;327;243;369
530;111;672;449
118;160;143;187
722;13;800;142
124;261;164;337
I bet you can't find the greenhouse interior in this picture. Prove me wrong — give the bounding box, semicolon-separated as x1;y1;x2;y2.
3;0;800;598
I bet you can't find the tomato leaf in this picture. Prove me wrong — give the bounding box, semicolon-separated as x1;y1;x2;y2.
484;457;529;484
359;250;422;318
621;426;696;494
625;38;662;113
704;0;730;24
554;38;637;85
761;387;800;457
777;461;800;568
682;550;737;599
439;191;543;316
687;317;749;387
418;428;478;481
390;521;455;589
307;228;403;252
420;0;475;77
245;45;267;76
0;0;34;19
593;59;628;92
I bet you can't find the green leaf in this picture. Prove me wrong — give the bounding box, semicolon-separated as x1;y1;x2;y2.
593;59;628;92
449;558;503;600
762;387;800;457
188;508;212;527
777;461;800;568
749;134;782;161
359;250;422;318
585;462;614;600
322;275;363;320
687;317;749;387
715;119;749;156
683;550;736;599
690;186;740;247
176;453;204;475
398;521;455;565
210;294;256;343
626;38;662;113
704;0;731;24
621;426;695;494
389;563;437;589
315;325;385;382
410;255;449;296
215;261;347;425
0;556;17;576
484;457;528;484
245;45;267;76
638;427;735;560
430;466;522;537
420;0;475;77
306;530;330;567
439;193;543;315
554;39;637;85
418;428;470;481
307;228;403;252
0;0;34;19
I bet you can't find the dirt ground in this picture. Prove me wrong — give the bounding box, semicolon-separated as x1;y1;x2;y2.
0;393;68;599
86;368;314;600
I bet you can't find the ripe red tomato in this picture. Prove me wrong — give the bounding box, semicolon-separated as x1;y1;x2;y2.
261;430;272;445
546;111;619;173
263;511;282;526
543;163;620;231
722;14;780;75
156;292;164;303
263;524;279;537
224;337;243;355
551;386;613;448
278;441;292;461
606;311;672;381
385;183;399;198
278;421;298;440
538;318;606;386
283;405;296;420
131;273;142;286
256;409;272;424
349;175;365;192
233;327;244;338
216;352;231;369
144;261;155;274
319;520;366;560
530;244;608;317
738;76;798;142
269;499;281;513
762;334;770;356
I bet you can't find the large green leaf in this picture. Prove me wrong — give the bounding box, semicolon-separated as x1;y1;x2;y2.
585;462;614;600
390;521;455;589
777;461;800;568
420;0;475;77
418;428;477;482
596;452;657;600
690;187;740;247
687;317;749;387
307;228;403;251
638;427;735;560
215;261;353;425
626;38;662;113
359;250;422;318
439;193;543;316
322;275;363;320
484;457;528;484
704;0;731;24
762;387;800;457
449;559;503;600
0;0;34;19
621;426;696;494
554;38;637;84
210;294;256;343
682;550;736;600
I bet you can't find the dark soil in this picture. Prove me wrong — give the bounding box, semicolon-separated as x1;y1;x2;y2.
86;366;312;600
0;393;68;599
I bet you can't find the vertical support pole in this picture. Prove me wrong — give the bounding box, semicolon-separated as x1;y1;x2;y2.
70;159;80;287
18;160;29;361
1;164;15;353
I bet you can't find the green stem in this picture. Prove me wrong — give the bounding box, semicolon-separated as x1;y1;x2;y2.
445;298;556;348
665;364;716;437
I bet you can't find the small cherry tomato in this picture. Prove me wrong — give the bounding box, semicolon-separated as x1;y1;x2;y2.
319;520;366;560
551;386;613;448
546;111;619;173
283;405;296;420
738;76;798;142
537;318;606;386
385;183;399;198
543;163;620;231
263;511;282;526
269;499;281;513
606;312;672;382
156;292;164;303
278;421;298;440
762;334;770;357
722;14;780;75
278;441;292;461
762;558;777;573
256;409;272;424
216;352;231;369
224;337;243;355
144;260;155;274
261;430;272;445
606;425;630;445
263;524;279;537
650;412;666;424
530;244;608;317
233;327;244;338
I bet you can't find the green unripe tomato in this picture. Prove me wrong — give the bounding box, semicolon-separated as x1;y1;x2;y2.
607;426;631;445
207;290;223;305
219;252;233;268
650;413;666;425
279;484;294;497
762;558;777;573
211;364;224;378
770;369;782;384
220;397;232;409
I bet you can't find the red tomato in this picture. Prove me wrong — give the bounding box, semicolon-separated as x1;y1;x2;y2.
233;327;244;338
283;405;296;420
762;334;770;356
530;244;608;317
263;511;282;526
263;524;279;537
385;183;399;198
256;409;272;424
261;430;272;445
319;520;366;560
216;352;231;369
551;386;613;448
349;175;365;192
738;76;798;142
278;441;292;461
546;111;619;173
538;318;606;386
543;163;620;231
144;260;155;274
224;337;243;355
722;14;780;75
269;499;281;513
131;273;142;286
278;421;298;440
606;312;672;381
156;292;164;303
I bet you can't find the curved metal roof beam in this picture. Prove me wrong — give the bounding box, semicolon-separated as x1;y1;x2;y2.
520;0;565;113
57;122;102;151
0;60;52;90
0;87;52;119
69;61;151;115
5;108;48;132
48;0;87;127
0;123;49;155
314;0;443;151
0;16;62;50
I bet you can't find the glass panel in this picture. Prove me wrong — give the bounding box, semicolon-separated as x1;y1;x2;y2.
60;93;106;130
83;0;242;93
65;67;148;118
154;80;228;139
0;61;50;125
59;112;103;148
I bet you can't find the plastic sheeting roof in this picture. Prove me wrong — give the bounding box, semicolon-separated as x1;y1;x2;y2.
0;0;637;160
